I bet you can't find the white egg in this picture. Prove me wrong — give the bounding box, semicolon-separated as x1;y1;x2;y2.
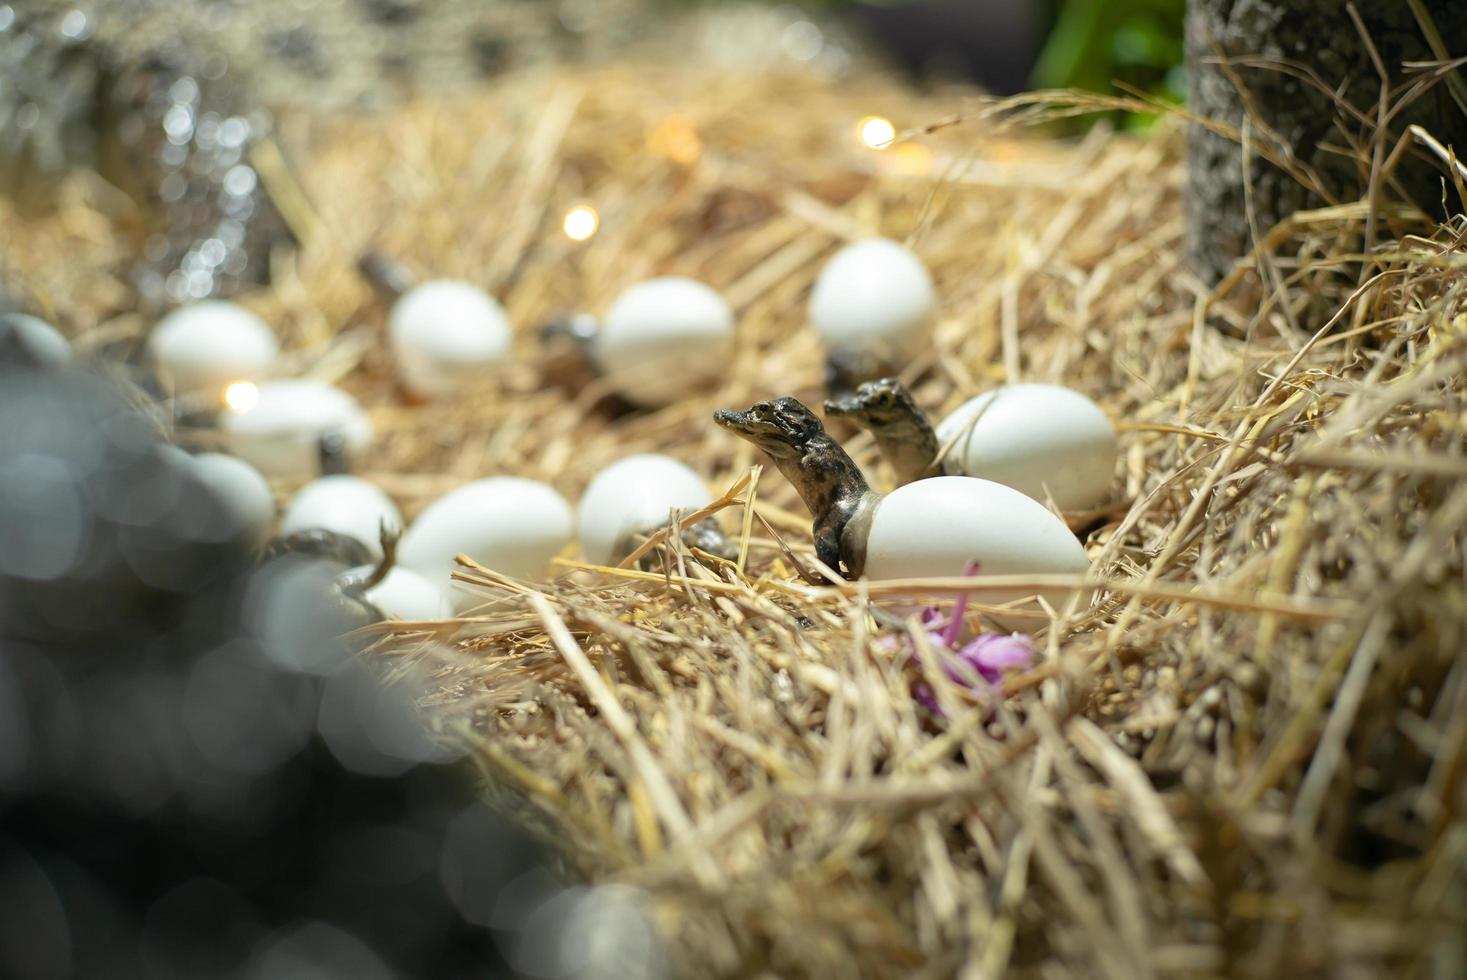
934;384;1117;511
147;301;278;398
388;280;512;398
1;313;71;366
348;566;452;621
188;451;276;545
809;238;935;364
281;475;402;560
863;476;1090;618
221;380;373;479
576;454;713;566
592;277;734;406
398;478;573;609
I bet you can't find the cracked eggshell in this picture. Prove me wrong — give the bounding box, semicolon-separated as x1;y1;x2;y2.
1;313;71;366
809;238;935;364
347;566;452;621
398;478;573;609
934;384;1116;511
592;277;734;406
281;475;402;560
221;380;372;479
388;280;512;398
863;476;1090;620
147;301;278;397
576;454;713;566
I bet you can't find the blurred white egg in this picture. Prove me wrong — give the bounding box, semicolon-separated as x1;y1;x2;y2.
864;476;1090;620
398;478;573;609
147;301;278;398
221;380;372;479
934;384;1117;511
349;566;452;621
809;237;935;367
187;451;276;546
1;313;71;366
281;475;402;560
576;454;713;566
591;277;734;406
388;280;512;398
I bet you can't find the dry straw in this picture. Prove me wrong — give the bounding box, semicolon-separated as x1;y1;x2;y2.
6;56;1466;978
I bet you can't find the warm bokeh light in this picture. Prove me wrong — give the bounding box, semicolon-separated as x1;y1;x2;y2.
858;115;896;149
562;205;600;242
887;142;935;177
647;115;702;165
223;380;260;412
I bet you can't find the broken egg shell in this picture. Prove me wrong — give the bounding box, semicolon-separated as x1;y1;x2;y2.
221;380;372;480
809;238;935;365
863;476;1090;621
280;475;402;561
576;454;714;566
397;478;574;610
934;384;1117;512
388;280;512;398
591;277;734;407
147;301;279;398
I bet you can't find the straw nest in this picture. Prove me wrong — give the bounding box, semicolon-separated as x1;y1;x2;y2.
7;59;1467;978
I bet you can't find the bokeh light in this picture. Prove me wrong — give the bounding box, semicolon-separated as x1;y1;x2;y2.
223;380;259;412
858;115;896;149
562;205;599;242
887;142;935;177
647;115;702;165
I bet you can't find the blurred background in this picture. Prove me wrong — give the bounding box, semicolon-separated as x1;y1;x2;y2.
830;0;1183;106
1;0;1187;309
0;2;1187;978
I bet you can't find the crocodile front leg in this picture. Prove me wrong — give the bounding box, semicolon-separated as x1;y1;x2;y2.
814;518;848;581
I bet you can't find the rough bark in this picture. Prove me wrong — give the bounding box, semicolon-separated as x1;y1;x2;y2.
1186;0;1467;285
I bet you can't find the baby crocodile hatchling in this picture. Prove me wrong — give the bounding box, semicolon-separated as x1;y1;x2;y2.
715;395;1093;610
714;397;879;579
828;376;1122;517
824;377;941;486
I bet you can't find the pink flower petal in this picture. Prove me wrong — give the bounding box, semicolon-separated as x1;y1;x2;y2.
956;632;1035;684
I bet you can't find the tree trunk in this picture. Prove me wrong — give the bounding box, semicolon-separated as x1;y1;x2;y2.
1185;0;1467;285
